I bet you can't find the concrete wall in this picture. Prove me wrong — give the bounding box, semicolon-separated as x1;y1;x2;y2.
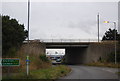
21;41;46;56
84;42;115;63
64;42;115;64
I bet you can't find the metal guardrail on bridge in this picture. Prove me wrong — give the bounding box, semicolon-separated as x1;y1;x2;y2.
38;39;99;43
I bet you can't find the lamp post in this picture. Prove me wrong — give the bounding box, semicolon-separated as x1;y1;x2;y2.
97;13;100;42
104;21;117;64
26;0;30;77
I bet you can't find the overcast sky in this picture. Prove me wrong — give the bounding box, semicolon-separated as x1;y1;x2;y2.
2;1;119;40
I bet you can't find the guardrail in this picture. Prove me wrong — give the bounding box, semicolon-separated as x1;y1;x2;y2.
38;39;99;43
23;39;118;44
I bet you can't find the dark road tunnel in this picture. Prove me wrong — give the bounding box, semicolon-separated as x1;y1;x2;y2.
64;47;88;64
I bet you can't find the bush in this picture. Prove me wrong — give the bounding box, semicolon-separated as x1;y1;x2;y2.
98;57;106;63
107;51;120;63
39;54;49;62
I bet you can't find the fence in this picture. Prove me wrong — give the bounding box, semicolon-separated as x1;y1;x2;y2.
39;39;99;43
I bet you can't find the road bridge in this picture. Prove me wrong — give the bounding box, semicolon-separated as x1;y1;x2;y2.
23;39;115;64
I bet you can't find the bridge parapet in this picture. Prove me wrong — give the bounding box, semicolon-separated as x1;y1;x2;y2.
39;39;99;43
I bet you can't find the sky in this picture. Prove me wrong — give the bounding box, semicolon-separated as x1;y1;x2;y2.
2;0;119;41
119;1;120;33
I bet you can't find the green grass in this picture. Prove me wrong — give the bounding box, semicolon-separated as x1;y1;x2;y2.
3;65;71;79
85;62;120;68
118;72;120;75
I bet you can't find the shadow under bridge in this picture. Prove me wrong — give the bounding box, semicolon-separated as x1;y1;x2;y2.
45;41;90;64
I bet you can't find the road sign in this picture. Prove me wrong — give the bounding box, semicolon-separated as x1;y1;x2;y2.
1;58;20;66
26;59;30;65
26;59;30;62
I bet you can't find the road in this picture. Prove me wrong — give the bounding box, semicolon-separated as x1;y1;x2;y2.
58;65;119;80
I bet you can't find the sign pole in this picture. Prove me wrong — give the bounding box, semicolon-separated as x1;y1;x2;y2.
26;56;29;76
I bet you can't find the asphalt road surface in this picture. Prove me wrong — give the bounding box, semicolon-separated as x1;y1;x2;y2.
58;65;119;80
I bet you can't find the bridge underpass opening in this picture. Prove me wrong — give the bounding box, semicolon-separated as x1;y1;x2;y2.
45;42;90;64
46;49;65;63
65;47;88;65
45;47;88;65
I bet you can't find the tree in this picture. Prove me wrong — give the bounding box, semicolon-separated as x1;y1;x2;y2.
2;15;28;55
102;28;120;63
102;28;120;41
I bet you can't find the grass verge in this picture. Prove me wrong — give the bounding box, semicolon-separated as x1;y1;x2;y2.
118;72;120;75
85;62;120;68
3;65;71;79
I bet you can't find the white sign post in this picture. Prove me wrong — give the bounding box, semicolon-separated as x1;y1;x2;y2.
26;56;30;77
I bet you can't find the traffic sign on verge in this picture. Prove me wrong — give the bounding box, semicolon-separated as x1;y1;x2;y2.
1;58;20;66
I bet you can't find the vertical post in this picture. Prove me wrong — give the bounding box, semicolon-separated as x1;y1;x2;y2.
26;56;29;76
27;0;30;77
28;0;30;42
114;22;117;64
97;13;100;42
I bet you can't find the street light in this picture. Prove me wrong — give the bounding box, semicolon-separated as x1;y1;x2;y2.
104;21;117;64
97;13;100;42
26;0;30;77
